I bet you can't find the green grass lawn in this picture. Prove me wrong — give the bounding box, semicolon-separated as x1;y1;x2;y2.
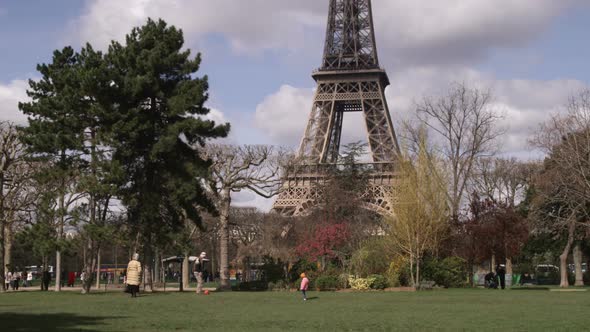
0;289;589;331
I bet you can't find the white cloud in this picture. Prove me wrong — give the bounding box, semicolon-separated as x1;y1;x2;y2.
232;189;275;212
0;80;28;125
67;0;582;68
67;0;326;53
373;0;581;67
254;85;314;146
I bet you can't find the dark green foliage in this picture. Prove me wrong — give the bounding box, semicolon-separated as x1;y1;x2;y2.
102;18;229;239
19;46;87;162
421;256;468;288
535;266;560;285
231;280;268;291
368;274;388;290
350;238;389;277
267;280;289;291
289;259;317;283
315;275;340;291
260;256;286;283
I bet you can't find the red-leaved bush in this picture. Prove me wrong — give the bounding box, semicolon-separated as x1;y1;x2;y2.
296;223;350;261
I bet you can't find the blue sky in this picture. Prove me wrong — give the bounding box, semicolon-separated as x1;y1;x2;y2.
1;0;590;164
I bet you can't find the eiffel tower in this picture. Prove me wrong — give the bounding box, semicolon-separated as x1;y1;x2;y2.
273;0;400;216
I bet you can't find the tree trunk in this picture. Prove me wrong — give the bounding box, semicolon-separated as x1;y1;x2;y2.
3;224;12;273
182;253;189;291
0;222;4;293
114;244;119;285
0;173;5;293
153;248;159;284
467;258;475;287
218;189;231;290
573;243;584;286
416;256;420;287
81;239;97;294
505;257;513;288
143;245;154;292
491;254;496;272
55;184;65;292
559;221;575;288
409;254;415;288
95;249;101;289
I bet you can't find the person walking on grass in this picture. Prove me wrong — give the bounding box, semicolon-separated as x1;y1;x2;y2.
126;253;142;298
194;252;208;294
5;271;11;290
26;271;33;287
300;273;309;301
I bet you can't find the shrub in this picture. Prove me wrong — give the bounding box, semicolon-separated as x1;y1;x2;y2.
369;274;388;290
338;273;351;289
350;239;389;277
261;256;286;283
289;259;317;283
348;276;374;290
315;275;340;291
421;256;468;288
268;280;289;291
386;256;411;287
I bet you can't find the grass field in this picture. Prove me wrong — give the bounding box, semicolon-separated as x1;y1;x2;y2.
1;288;589;331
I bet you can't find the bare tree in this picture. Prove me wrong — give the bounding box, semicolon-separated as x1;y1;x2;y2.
531;89;590;287
470;157;538;275
472;157;538;207
200;144;290;289
414;83;504;220
0;122;37;292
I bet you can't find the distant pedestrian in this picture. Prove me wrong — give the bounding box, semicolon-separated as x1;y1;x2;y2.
496;264;506;290
5;271;11;290
26;271;33;287
68;272;76;287
10;271;16;290
41;269;51;291
194;252;208;294
13;271;20;290
126;253;142;298
300;273;309;301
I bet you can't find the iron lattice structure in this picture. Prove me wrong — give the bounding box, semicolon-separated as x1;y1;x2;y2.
273;0;400;216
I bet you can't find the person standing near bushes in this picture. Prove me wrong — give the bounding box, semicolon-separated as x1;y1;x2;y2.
496;264;506;290
194;252;208;294
5;271;11;290
126;253;142;298
41;268;51;291
300;273;309;301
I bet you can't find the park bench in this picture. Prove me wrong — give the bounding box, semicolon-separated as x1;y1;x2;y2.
419;280;435;290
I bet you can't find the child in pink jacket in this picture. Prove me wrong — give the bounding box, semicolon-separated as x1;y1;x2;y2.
300;273;309;301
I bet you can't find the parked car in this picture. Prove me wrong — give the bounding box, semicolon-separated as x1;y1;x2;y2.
567;263;587;273
535;264;559;285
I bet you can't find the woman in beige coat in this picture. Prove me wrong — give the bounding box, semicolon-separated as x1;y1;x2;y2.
126;253;142;298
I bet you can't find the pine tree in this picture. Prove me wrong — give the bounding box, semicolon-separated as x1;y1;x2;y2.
102;19;229;291
19;47;89;292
